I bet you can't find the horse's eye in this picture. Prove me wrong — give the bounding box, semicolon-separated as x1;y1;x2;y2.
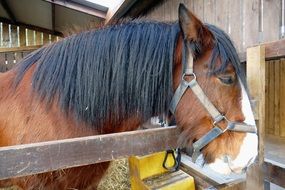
218;75;235;85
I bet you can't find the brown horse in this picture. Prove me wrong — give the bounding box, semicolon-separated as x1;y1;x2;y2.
0;4;257;190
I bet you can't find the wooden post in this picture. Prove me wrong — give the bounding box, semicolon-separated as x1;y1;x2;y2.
246;45;266;189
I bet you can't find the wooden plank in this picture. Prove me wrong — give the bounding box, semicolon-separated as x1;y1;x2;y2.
50;35;57;43
0;17;63;37
5;52;15;70
264;161;285;188
229;0;243;53
35;31;43;45
19;27;26;47
243;0;260;49
163;0;175;21
265;61;269;134
2;23;10;47
0;45;41;53
246;45;266;190
263;39;285;60
274;60;280;136
215;0;229;33
26;29;35;46
0;126;179;180
181;154;245;186
263;0;281;43
43;33;50;44
10;25;18;47
268;61;275;135
280;59;285;137
15;51;23;63
203;0;216;24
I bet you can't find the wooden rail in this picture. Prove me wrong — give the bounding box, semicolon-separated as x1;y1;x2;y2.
0;126;179;180
0;45;41;53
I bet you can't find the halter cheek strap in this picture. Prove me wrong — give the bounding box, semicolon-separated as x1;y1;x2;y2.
169;43;257;162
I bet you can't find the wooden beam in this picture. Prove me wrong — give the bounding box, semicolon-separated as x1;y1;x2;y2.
181;154;245;187
0;126;179;180
263;39;285;60
0;45;41;53
246;45;266;190
0;0;17;23
44;0;106;19
105;0;137;24
0;17;63;37
264;161;285;188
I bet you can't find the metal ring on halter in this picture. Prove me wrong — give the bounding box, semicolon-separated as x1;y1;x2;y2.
182;72;197;82
213;115;230;133
182;73;197;88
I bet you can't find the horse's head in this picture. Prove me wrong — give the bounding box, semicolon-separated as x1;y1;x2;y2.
172;4;258;175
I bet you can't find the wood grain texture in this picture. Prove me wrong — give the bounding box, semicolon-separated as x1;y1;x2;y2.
264;161;285;188
263;0;281;42
0;45;41;53
274;60;280;136
35;31;43;45
280;59;285;137
10;25;18;47
215;0;229;33
203;0;216;24
19;27;26;47
26;29;35;46
0;127;180;180
229;0;243;53
2;23;10;47
193;0;204;21
268;61;275;135
264;39;285;60
43;33;50;45
243;0;260;49
246;45;266;190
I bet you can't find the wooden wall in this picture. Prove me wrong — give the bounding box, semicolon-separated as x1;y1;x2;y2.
0;22;60;48
265;59;285;137
144;0;283;54
0;22;60;72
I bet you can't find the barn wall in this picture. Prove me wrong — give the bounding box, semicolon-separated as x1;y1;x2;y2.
0;22;60;72
0;22;60;48
265;59;285;138
143;0;283;54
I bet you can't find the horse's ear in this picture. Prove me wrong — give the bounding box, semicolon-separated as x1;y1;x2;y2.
178;4;213;45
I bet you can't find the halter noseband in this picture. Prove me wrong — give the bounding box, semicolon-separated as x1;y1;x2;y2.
169;42;257;162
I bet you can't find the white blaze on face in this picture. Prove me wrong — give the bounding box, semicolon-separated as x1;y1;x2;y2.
202;77;258;175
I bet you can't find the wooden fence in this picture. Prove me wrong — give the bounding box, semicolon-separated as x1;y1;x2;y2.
0;21;60;72
265;59;285;137
0;22;60;48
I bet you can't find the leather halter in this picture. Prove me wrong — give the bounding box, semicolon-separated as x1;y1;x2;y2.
169;42;257;162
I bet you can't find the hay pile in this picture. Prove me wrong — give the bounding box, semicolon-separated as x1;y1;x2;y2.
97;159;130;190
